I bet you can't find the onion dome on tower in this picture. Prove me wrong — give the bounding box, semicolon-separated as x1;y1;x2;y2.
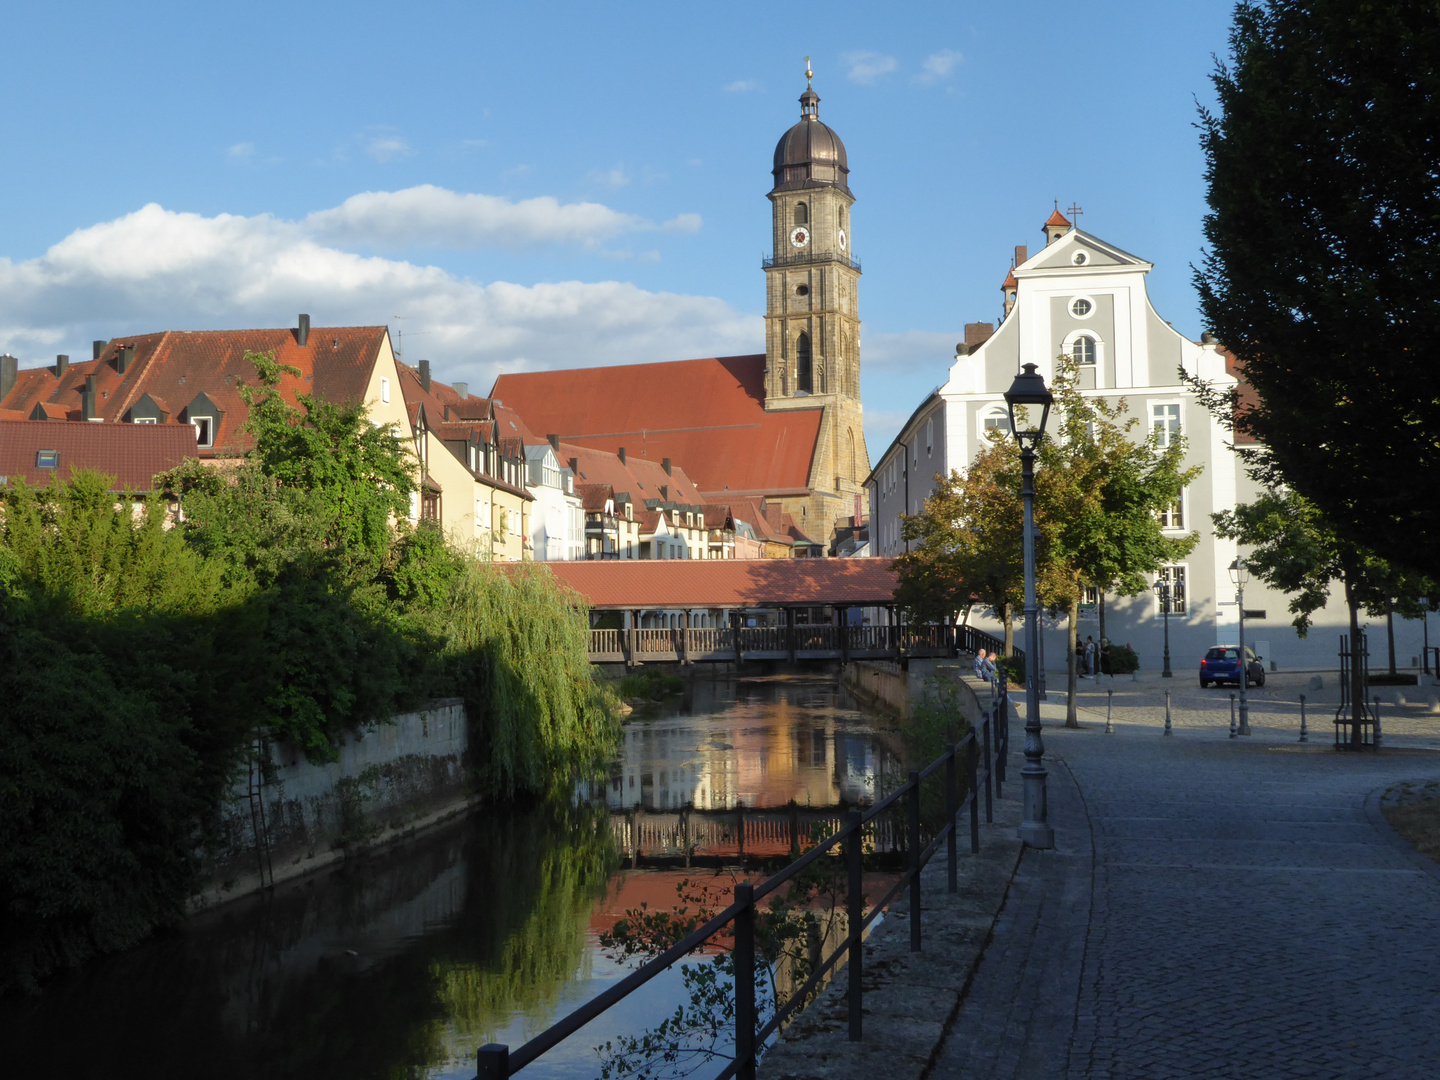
771;64;852;197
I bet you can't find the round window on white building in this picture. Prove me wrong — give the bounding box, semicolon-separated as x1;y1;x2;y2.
1073;251;1088;266
1070;296;1095;319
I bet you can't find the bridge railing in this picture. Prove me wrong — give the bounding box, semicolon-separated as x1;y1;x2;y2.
588;623;1021;667
474;688;1011;1080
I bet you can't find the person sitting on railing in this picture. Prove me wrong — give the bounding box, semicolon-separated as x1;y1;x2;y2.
975;648;997;685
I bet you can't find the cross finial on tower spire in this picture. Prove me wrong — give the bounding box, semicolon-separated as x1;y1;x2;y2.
805;56;813;85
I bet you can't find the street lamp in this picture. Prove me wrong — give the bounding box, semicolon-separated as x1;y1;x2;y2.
1005;362;1054;850
1229;558;1251;735
1153;577;1173;678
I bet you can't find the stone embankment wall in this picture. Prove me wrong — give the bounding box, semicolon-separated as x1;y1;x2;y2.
843;658;982;717
193;698;475;911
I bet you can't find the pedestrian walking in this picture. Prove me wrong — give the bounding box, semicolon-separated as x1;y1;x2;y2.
1083;635;1096;679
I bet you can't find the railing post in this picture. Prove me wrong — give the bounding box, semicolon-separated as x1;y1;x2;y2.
982;714;994;824
907;770;921;952
845;808;864;1042
1374;696;1383;748
1299;693;1308;743
734;882;757;1080
476;1044;509;1080
945;743;958;894
968;739;981;854
996;683;1007;793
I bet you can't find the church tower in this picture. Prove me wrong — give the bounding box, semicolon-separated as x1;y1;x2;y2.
763;63;870;539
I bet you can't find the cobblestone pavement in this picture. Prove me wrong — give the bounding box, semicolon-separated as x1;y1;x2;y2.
931;671;1440;1080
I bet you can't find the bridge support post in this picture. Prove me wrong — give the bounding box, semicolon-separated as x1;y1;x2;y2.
839;606;851;664
786;607;797;665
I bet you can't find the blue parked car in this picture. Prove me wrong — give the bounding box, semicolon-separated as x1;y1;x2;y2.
1199;645;1265;688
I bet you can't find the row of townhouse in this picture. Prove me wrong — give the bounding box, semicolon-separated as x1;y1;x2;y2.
0;315;835;563
867;210;1431;673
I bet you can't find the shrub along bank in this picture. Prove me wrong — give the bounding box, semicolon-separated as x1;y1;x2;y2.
0;352;619;993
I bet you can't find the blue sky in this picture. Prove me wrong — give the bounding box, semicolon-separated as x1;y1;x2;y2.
0;0;1238;455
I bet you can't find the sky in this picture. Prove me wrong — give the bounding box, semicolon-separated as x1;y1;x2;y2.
0;0;1240;457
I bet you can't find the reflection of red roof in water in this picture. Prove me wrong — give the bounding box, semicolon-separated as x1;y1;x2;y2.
542;557;897;609
490;356;822;496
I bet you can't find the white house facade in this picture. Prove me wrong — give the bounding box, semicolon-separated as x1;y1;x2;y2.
874;212;1430;675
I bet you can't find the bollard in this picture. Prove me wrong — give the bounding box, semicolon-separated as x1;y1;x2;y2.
1374;696;1383;748
1299;693;1308;743
1164;691;1173;736
1106;688;1114;734
477;1045;509;1080
1229;693;1237;738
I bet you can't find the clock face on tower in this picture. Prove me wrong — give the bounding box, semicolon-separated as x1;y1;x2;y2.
838;229;847;250
789;226;810;249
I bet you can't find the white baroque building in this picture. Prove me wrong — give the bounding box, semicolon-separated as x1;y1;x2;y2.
868;212;1431;674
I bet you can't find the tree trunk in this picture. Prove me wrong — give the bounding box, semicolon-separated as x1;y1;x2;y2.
1066;591;1080;727
1003;603;1014;658
1098;589;1107;651
1386;602;1397;675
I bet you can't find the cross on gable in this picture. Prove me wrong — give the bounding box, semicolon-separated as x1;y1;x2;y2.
1067;202;1084;224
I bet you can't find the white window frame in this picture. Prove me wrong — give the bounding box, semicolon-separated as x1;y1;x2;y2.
380;376;391;404
1157;564;1187;616
192;416;214;448
1069;294;1097;320
1159;490;1186;531
925;417;934;456
1150;401;1183;448
1061;329;1106;389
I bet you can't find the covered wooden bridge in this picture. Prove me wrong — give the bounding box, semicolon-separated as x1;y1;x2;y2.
543;558;1009;665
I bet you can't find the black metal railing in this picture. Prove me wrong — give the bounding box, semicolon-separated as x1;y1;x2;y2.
761;249;862;272
591;622;1020;667
474;691;1010;1080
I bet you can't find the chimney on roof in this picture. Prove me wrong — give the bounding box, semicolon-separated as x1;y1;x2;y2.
297;314;310;347
419;359;431;392
117;345;134;373
453;381;468;399
55;354;69;378
82;374;97;421
1015;244;1027;267
1;354;17;402
662;457;672;476
93;340;105;360
965;322;995;349
618;447;626;465
548;433;560;452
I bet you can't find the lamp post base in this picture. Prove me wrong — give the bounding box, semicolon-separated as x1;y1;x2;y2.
1020;769;1053;849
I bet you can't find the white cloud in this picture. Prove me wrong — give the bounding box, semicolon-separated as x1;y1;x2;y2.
917;49;963;84
662;213;702;234
226;142;255;161
590;164;630;188
366;136;413;163
844;51;898;85
724;79;760;93
307;185;651;250
0;202;759;391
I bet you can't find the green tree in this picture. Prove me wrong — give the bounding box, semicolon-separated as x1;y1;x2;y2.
1037;360;1202;725
895;440;1024;654
1196;0;1440;577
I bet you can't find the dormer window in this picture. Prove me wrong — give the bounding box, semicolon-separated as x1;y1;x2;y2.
192;416;214;448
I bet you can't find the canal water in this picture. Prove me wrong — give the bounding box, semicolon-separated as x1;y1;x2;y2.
0;675;900;1080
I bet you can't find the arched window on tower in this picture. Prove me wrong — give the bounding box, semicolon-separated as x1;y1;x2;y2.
796;332;813;394
847;428;857;481
794;202;808;226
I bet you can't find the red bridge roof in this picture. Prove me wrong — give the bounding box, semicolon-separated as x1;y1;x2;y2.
542;557;897;609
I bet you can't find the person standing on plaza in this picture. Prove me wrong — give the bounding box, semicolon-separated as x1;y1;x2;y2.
1083;635;1097;679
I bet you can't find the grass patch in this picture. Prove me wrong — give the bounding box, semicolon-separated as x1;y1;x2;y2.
1382;780;1440;865
616;669;685;701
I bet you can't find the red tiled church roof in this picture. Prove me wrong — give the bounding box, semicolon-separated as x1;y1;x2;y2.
0;419;197;491
490;355;823;496
541;556;898;609
1044;209;1071;228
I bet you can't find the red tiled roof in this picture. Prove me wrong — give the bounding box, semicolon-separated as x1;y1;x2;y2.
1044;209;1071;228
0;327;390;456
1002;268;1018;288
560;441;707;507
0;419;197;491
541;557;898;609
490;355;823;495
576;482;614;511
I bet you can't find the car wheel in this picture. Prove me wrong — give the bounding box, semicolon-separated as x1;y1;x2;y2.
1256;670;1265;688
1200;679;1210;688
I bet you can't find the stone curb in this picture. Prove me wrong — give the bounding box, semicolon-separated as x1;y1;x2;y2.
758;791;1025;1080
1363;784;1440;885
